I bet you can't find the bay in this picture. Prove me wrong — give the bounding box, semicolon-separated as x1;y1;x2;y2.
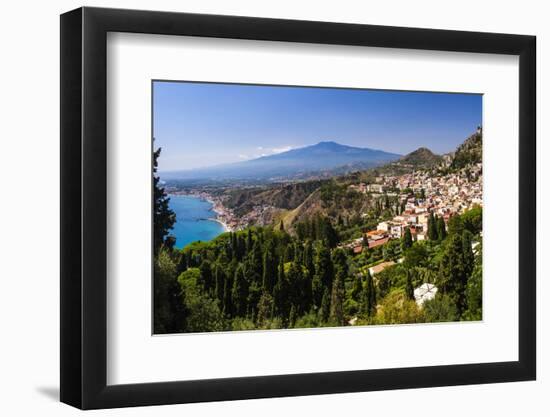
168;194;226;249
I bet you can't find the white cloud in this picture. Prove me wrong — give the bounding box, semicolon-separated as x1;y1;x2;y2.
271;145;293;154
237;145;294;161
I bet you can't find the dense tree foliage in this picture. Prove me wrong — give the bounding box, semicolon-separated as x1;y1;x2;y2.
423;293;458;322
154;204;482;332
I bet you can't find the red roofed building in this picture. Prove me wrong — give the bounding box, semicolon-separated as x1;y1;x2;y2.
367;236;390;249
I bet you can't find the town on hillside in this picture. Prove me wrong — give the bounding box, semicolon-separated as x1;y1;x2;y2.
343;158;482;255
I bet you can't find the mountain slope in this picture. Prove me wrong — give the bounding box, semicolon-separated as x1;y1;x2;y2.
162;141;401;181
450;129;482;169
358;146;444;178
398;147;444;168
225;180;327;216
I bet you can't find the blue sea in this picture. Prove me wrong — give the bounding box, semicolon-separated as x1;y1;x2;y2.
168;195;226;249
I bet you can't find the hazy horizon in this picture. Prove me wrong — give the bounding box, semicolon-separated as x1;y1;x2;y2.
153;81;482;172
159;140;403;173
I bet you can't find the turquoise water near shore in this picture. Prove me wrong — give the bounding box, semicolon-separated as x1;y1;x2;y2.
168;195;226;249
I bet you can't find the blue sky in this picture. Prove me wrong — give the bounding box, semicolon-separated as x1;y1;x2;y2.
153;81;482;171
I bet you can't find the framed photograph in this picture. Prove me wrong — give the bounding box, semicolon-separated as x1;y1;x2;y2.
60;7;536;409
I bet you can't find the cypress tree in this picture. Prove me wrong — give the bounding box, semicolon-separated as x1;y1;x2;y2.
437;216;447;240
246;240;263;286
247;281;261;321
214;264;226;307
153;146;176;254
289;305;297;328
176;251;188;276
405;269;415;301
438;234;467;313
313;242;334;307
293;242;303;264
229;233;236;260
402;227;413;251
302;240;315;312
287;261;304;314
239;234;246;260
262;242;277;293
198;260;214;295
223;271;234;317
273;258;289;318
303;240;315;278
304;219;312;240
462;230;474;278
256;292;274;327
329;271;346;326
362;271;377;317
246;229;253;253
232;264;249;317
221;241;232;264
322;217;339;248
464;244;482;320
332;248;348;276
428;212;438;241
313;215;322;241
320;288;331;323
351;275;363;302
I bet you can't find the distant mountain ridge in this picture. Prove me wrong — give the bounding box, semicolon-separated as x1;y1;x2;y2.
161;141;401;181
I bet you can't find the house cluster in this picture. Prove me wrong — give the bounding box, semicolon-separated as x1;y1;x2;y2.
347;163;482;255
212;199;282;232
349;182;386;194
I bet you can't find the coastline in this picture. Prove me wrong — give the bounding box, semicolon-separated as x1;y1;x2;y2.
205;196;234;232
210;216;230;233
169;192;235;233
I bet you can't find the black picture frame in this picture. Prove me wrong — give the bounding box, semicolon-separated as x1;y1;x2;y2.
60;6;536;410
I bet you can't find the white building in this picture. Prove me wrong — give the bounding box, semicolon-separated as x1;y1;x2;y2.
377;221;389;232
389;223;405;239
414;283;438;307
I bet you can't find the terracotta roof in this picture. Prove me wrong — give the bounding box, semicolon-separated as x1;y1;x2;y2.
366;230;386;236
368;237;390;248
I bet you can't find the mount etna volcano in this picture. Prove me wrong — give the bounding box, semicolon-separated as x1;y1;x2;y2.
161;141;401;181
